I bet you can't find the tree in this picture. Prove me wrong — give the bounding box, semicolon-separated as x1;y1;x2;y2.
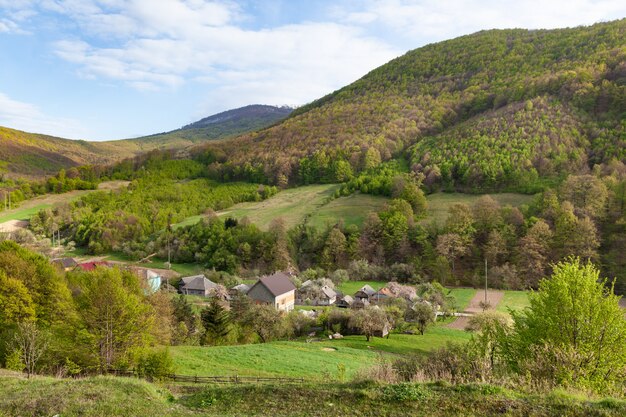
363;147;382;170
349;307;390;341
244;304;287;343
201;298;231;345
321;228;347;269
499;258;626;393
516;220;552;288
560;175;608;219
0;270;35;326
445;203;475;241
12;321;48;377
75;268;153;371
436;233;468;274
405;302;435;335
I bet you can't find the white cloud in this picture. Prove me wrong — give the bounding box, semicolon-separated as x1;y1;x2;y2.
337;0;626;44
0;92;88;139
44;0;400;112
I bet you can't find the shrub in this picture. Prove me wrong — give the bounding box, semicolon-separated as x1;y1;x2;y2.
382;383;429;402
136;349;174;381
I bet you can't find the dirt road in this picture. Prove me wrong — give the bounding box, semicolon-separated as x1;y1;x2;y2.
447;289;504;330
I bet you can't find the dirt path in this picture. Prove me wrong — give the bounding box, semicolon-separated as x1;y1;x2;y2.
447;289;505;330
0;219;28;233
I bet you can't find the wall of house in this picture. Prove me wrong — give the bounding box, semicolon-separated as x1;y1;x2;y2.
275;291;295;311
247;282;275;304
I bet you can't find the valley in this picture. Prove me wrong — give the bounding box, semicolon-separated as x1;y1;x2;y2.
0;16;625;417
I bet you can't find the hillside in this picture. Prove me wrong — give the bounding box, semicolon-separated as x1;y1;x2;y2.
0;105;292;178
1;371;625;417
198;19;626;190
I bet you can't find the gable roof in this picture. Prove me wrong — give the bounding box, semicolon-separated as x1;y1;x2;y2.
231;283;251;293
254;272;296;297
76;261;110;272
321;285;337;299
52;258;77;268
180;274;217;291
356;285;376;296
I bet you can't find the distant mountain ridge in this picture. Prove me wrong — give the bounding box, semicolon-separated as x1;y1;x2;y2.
181;104;293;130
0;105;293;178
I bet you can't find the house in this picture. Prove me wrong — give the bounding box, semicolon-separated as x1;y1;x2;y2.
370;287;393;304
179;274;218;297
296;282;337;306
229;283;251;297
336;295;354;308
247;271;296;311
51;257;77;271
129;268;162;293
75;261;110;272
354;285;376;302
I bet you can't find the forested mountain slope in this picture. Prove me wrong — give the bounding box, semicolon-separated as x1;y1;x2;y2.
0;105;292;178
199;19;626;190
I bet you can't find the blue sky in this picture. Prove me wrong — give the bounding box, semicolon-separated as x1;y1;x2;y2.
1;1;625;141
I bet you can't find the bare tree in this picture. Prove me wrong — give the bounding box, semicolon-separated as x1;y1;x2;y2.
13;322;48;378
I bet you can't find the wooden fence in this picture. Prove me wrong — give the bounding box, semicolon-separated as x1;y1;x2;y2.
108;369;305;384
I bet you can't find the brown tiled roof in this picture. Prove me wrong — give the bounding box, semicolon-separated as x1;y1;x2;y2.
257;272;296;297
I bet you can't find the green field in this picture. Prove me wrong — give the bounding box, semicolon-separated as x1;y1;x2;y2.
424;192;534;225
2;370;624;417
497;290;531;314
448;288;477;311
170;341;378;379
175;185;389;231
0;182;129;224
307;193;388;229
337;280;386;296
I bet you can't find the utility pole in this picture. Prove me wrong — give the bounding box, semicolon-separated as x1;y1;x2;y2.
167;213;173;270
484;258;488;306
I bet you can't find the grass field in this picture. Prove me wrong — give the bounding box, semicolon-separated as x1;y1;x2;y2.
170;341;378;379
448;288;477;311
176;185;389;231
337;280;386;295
307;193;388;229
497;290;531;314
424;192;534;225
2;370;624;417
0;181;129;224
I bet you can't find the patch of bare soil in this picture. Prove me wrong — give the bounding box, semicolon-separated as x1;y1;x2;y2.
447;316;471;330
322;347;337;352
447;290;505;329
0;219;28;233
464;290;505;314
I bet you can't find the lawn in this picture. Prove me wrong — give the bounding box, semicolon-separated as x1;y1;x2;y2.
424;192;534;225
337;280;386;296
497;290;531;314
448;288;477;311
170;341;377;380
0;203;51;223
319;328;472;355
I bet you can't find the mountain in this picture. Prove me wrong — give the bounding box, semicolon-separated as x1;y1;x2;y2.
197;19;626;191
0;105;293;178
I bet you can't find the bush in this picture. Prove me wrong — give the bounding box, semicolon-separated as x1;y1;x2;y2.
5;349;24;372
382;383;429;402
136;349;174;381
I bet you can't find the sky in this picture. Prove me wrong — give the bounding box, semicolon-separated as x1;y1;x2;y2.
0;1;625;141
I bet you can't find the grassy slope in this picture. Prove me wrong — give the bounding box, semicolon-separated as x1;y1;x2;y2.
2;371;624;417
176;185;388;231
178;186;531;232
448;288;477;311
496;290;531;313
170;341;378;379
0;371;191;417
0;181;129;223
424;192;534;225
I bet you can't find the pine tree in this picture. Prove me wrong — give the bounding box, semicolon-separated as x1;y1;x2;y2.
201;298;231;345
